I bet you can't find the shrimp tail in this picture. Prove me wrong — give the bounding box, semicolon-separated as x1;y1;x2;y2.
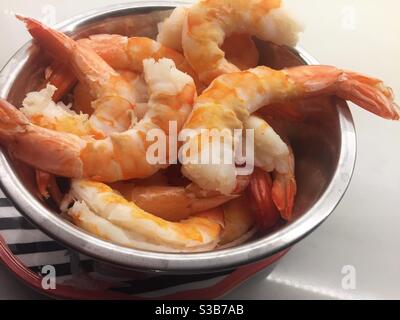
271;172;297;221
17;15;73;62
272;145;297;221
287;65;400;120
338;71;400;120
35;170;63;205
0;99;29;144
44;61;77;102
36;170;51;199
248;168;281;232
17;15;122;98
0;99;84;178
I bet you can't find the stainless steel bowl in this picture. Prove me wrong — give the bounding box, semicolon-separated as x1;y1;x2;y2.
0;1;356;273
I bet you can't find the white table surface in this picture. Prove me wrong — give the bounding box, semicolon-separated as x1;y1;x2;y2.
0;0;399;300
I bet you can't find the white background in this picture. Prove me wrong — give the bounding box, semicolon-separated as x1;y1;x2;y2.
0;0;399;299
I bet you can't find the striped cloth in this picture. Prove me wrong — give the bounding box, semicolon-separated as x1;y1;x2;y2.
0;189;279;299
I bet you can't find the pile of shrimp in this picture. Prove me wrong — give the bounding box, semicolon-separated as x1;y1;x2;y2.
0;0;398;253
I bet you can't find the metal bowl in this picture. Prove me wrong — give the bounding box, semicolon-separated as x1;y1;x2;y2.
0;1;356;273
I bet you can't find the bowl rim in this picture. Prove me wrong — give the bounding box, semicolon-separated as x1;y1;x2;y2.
0;1;357;273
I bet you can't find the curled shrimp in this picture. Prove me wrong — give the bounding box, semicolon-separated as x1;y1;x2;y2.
18;16;136;137
73;69;149;119
77;34;203;91
182;0;302;84
62;180;224;252
157;7;260;72
0;58;196;181
111;175;249;222
20;84;114;140
159;4;295;219
244;115;296;220
157;6;188;52
181;65;399;214
35;69;139;202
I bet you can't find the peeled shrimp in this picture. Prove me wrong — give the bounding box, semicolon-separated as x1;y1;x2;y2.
182;65;399;197
157;6;188;51
20;85;112;140
63;180;224;252
77;34;202;90
111;175;249;221
157;7;260;72
244;115;296;219
19;16;136;137
73;70;149;120
182;0;302;83
160;4;294;218
0;58;196;181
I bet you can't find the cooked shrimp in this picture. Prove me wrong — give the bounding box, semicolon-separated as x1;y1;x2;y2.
43;60;77;103
157;7;260;72
35;68;147;202
182;65;399;196
63;180;224;252
248;167;282;228
20;84;110;139
0;58;196;181
114;184;234;222
182;0;302;83
244;115;296;220
18;16;136;136
111;175;249;221
35;62;78;200
159;4;293;217
220;196;256;245
157;6;188;52
77;34;203;90
73;70;149;120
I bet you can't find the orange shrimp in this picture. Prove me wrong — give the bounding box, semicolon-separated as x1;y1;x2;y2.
0;58;196;182
77;34;203;91
18;16;136;137
157;7;260;73
111;175;249;222
182;0;301;83
248;168;281;230
181;65;399;219
63;180;225;252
